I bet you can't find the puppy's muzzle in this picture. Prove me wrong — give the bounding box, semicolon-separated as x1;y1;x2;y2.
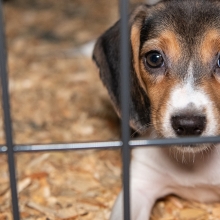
171;114;206;137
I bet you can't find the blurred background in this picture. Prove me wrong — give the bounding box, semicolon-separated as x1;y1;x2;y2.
0;0;219;219
0;0;122;219
5;0;121;144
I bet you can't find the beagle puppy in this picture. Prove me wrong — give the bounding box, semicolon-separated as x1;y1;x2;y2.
93;0;220;219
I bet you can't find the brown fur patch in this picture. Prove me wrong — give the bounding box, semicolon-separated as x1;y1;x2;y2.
200;78;220;134
130;5;148;94
142;74;178;136
201;29;220;64
141;31;181;63
139;56;178;136
200;29;220;132
137;31;180;134
135;30;181;135
131;25;148;93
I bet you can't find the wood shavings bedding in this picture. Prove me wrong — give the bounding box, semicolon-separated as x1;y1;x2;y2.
0;0;219;219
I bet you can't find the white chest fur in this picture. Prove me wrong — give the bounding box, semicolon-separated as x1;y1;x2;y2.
131;145;220;203
110;144;220;220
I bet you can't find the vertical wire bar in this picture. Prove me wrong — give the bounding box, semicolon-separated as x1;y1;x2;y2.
0;2;20;220
120;0;131;219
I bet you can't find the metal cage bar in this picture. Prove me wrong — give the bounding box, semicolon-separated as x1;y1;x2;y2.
120;0;131;219
0;134;220;154
0;1;20;220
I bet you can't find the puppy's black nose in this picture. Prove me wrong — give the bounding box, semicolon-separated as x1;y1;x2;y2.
171;115;206;137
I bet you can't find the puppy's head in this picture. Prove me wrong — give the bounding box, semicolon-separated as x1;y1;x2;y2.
93;0;220;152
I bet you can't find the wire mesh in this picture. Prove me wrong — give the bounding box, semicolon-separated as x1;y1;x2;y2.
1;0;220;220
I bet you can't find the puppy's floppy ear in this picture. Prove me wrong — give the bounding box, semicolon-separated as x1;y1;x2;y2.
93;20;121;110
93;4;152;133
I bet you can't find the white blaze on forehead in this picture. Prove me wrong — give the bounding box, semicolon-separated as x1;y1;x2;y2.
170;84;210;109
162;62;218;137
171;62;207;109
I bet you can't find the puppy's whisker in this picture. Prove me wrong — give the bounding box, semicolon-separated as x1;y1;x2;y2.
130;123;154;137
214;144;220;156
131;125;148;138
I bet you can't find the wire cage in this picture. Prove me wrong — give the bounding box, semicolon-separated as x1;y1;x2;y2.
1;0;220;220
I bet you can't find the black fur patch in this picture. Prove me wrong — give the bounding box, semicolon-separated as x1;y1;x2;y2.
93;16;151;132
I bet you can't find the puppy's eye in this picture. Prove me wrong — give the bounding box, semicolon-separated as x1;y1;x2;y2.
144;51;164;68
218;57;220;68
213;55;220;82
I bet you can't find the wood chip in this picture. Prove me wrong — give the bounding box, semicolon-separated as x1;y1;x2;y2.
179;208;207;219
212;206;220;218
2;177;31;199
28;154;50;168
27;201;87;219
167;196;184;209
27;172;48;180
17;178;32;193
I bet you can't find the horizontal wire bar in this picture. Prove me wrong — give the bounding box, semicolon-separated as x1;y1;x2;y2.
0;146;7;152
0;136;220;154
129;136;220;147
13;141;123;152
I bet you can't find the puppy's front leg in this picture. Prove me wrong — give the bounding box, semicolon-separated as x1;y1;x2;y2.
110;148;169;220
110;183;158;220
